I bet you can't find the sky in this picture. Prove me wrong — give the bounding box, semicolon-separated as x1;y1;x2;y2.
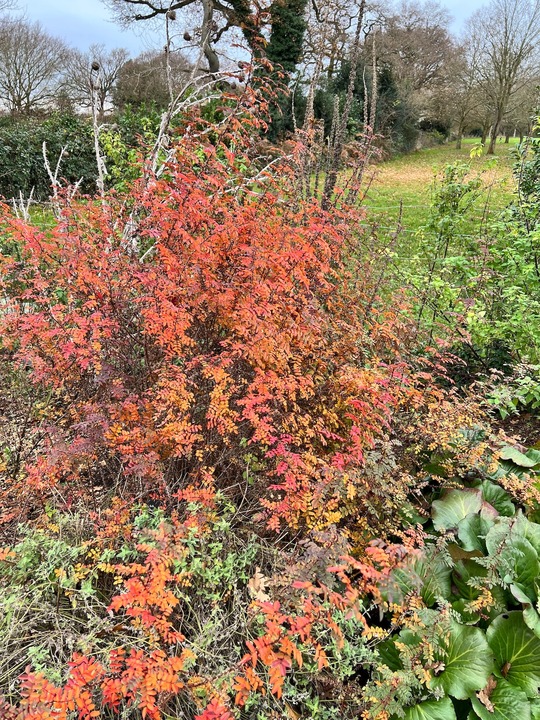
21;0;159;53
20;0;487;56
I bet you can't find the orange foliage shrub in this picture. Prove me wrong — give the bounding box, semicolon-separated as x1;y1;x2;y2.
0;97;418;535
0;91;442;720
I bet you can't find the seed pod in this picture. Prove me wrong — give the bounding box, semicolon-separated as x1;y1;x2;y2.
183;30;192;41
91;61;100;72
166;9;176;20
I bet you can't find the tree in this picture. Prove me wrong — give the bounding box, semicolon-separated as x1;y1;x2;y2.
63;45;130;117
113;50;192;109
0;18;68;114
265;0;308;76
105;0;263;71
302;0;360;80
445;40;485;149
103;0;308;77
375;0;456;120
470;0;540;154
501;79;539;141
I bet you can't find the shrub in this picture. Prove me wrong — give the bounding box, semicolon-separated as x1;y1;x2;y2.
0;113;97;201
0;92;421;537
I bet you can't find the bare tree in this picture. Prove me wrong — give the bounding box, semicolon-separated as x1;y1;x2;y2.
63;45;130;117
471;0;540;154
0;18;68;114
102;0;261;73
441;38;486;149
302;0;361;80
376;1;456;107
502;79;539;141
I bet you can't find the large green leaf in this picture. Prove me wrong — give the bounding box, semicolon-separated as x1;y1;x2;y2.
452;559;488;601
486;513;540;557
499;447;539;467
377;638;402;671
525;448;540;465
470;678;531;720
457;510;496;553
523;519;540;554
421;554;453;605
432;490;483;531
531;699;540;720
378;622;430;672
452;598;481;624
511;580;535;601
429;622;493;699
403;697;457;720
487;611;540;698
523;605;540;640
382;551;452;606
475;480;515;517
496;537;539;591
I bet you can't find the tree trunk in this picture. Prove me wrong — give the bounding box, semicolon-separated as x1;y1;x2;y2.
201;0;220;74
505;129;511;143
481;121;490;145
456;120;464;149
487;116;501;154
488;103;507;154
322;0;366;209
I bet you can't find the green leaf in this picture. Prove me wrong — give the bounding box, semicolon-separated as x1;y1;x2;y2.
531;699;540;720
496;537;539;592
510;582;536;605
523;605;540;639
452;598;481;624
487;611;540;698
486;514;540;557
470;678;531;720
499;447;539;467
378;638;402;671
382;550;452;607
432;490;483;531
452;559;488;601
420;553;453;605
403;697;457;720
457;510;496;553
525;448;540;465
475;480;515;517
499;461;532;480
429;622;493;699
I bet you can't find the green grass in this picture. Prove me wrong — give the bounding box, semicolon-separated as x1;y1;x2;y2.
364;137;518;238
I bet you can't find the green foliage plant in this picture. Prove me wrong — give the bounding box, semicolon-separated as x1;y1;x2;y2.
366;438;540;720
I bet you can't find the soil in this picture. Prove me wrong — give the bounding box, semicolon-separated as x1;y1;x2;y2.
495;412;540;448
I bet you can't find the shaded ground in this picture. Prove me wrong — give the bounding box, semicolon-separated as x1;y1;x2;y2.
497;412;540;448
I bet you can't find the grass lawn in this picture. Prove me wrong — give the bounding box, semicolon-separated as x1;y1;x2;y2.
364;137;519;237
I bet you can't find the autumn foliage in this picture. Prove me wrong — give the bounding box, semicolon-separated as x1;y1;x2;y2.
0;91;485;720
0;93;418;536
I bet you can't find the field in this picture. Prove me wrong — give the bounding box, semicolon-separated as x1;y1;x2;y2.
364;137;519;237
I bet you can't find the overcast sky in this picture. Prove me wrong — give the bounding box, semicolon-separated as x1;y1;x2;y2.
21;0;487;56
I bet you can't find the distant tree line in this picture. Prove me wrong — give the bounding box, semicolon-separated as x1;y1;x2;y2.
0;0;539;201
